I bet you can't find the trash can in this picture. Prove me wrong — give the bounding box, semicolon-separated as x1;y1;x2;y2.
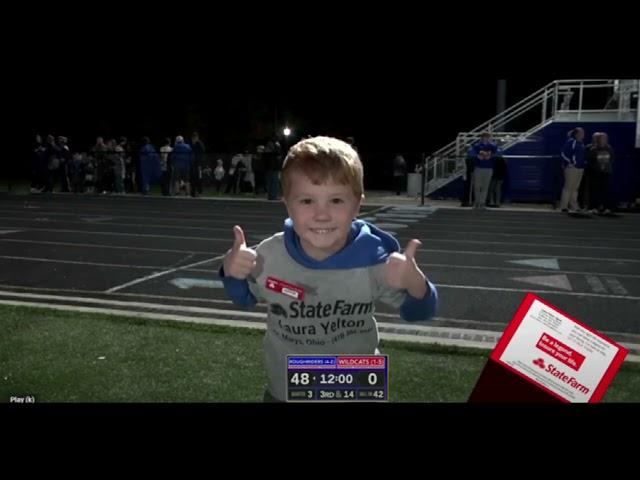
407;173;421;196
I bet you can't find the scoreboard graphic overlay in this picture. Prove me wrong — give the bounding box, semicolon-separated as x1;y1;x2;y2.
287;355;389;402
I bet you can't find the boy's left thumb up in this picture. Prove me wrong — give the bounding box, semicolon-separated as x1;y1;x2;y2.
403;239;422;260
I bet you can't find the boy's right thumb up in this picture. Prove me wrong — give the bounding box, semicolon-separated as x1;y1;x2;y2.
224;225;258;280
233;225;246;249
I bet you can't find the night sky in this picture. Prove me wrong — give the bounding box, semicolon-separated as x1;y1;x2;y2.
20;58;550;155
11;7;634;159
9;14;583;187
17;66;550;186
20;72;546;188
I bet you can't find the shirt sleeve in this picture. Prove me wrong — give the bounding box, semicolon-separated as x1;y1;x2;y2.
219;266;258;309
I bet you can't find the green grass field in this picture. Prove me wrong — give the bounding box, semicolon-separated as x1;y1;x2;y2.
1;304;639;402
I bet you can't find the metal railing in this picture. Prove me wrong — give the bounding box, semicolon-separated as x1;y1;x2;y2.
423;79;638;196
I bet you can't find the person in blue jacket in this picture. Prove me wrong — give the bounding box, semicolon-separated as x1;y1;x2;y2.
559;127;586;212
139;137;160;195
171;135;193;196
469;132;500;209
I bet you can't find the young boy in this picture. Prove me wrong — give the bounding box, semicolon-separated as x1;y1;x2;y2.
220;136;438;402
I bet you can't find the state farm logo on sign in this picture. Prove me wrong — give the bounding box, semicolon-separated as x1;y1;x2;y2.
541;363;591;395
533;358;546;369
532;356;590;395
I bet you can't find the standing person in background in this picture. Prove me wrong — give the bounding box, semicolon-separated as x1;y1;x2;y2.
559;127;586;213
114;140;126;194
91;137;107;194
57;136;71;193
31;135;47;193
227;151;246;195
120;137;135;193
488;154;507;207
392;154;407;195
213;158;225;194
129;138;142;194
587;132;615;214
253;145;266;195
264;139;282;200
102;139;118;194
160;137;173;196
460;148;475;207
190;132;205;197
470;132;499;209
68;152;86;194
44;134;60;193
171;135;193;196
139;136;160;195
579;132;600;210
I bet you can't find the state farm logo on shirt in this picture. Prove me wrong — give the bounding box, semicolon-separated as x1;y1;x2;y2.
269;303;288;318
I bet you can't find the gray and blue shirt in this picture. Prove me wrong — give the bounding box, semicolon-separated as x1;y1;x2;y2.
220;219;438;401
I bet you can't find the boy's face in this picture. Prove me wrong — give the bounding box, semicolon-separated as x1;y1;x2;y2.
284;169;363;261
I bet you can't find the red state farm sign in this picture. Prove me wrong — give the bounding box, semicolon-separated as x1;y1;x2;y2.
470;293;628;403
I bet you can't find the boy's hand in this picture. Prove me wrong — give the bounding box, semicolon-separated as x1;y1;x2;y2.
223;225;258;280
383;239;427;299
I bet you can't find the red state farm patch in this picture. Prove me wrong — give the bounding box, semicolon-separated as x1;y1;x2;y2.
265;276;305;300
